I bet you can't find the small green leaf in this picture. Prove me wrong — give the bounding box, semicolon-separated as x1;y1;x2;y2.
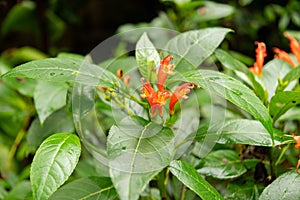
30;133;81;200
165;28;232;72
169;160;224;200
34;81;69;124
215;49;265;101
259;170;300;200
279;67;300;91
197;150;246;179
136;32;160;82
262;59;292;100
107;116;174;200
184;70;274;141
196;119;282;146
194;1;234;22
49;177;117;200
269;91;300;122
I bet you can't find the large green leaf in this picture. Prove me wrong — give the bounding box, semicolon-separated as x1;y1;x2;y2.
269;91;300;122
26;109;74;152
49;177;117;200
30;133;81;200
136;32;160;82
1;58;123;89
34;81;69;124
169;160;224;200
197;150;246;179
196;119;282;146
1;58;81;82
164;28;232;72
184;70;274;141
262;60;292;100
259;170;300;200
107;116;174;200
215;49;266;101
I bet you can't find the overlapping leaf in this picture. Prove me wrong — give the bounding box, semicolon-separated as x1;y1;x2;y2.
107;116;174;200
184;70;274;141
165;28;232;72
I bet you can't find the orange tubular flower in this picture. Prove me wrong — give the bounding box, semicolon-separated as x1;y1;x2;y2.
249;42;267;76
273;47;296;67
169;83;194;115
284;32;300;65
157;55;175;91
292;134;300;149
140;78;171;117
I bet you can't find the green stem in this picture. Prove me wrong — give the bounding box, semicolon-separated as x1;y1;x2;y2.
5;114;31;176
180;185;187;200
157;169;170;200
275;144;290;166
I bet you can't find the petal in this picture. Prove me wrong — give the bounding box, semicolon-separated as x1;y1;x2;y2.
273;47;296;67
169;83;194;115
284;32;300;65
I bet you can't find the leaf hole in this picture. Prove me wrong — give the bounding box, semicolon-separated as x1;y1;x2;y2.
50;72;56;76
292;100;296;103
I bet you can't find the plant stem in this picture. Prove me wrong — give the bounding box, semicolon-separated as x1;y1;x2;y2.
5;114;31;177
157;169;170;200
180;185;187;200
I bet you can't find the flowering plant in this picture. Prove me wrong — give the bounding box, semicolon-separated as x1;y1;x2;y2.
1;27;300;200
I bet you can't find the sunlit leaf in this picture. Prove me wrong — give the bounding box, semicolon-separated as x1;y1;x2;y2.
215;49;266;101
107;116;174;200
136;32;160;82
169;160;224;200
165;28;232;72
49;177;117;200
259;170;300;200
184;70;274;141
30;133;81;200
262;59;292;100
197;150;246;179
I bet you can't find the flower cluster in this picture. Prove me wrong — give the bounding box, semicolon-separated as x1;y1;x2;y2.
140;55;195;117
249;33;300;76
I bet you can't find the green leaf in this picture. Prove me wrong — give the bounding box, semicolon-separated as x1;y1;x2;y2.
197;150;246;179
3;181;32;200
196;119;282;146
194;1;234;22
49;177;117;200
184;70;274;141
259;170;300;200
224;181;263;200
279;66;300;92
165;28;232;72
1;57;124;89
169;160;224;200
269;91;300;122
1;1;38;36
34;81;69;124
30;133;81;200
107;116;174;200
136;32;160;82
26;109;74;152
215;49;266;101
1;58;81;82
262;59;292;100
